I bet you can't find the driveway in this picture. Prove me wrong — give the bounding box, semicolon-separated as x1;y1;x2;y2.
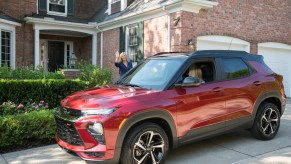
1;99;291;164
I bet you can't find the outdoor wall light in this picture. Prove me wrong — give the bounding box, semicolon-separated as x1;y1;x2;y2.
187;39;193;45
69;52;77;68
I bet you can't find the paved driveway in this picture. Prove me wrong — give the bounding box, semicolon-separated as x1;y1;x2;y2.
1;100;291;164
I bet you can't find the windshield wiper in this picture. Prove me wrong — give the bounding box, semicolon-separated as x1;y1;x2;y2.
124;83;143;88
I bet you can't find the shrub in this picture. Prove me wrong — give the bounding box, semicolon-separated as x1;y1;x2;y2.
0;79;88;108
0;100;49;116
77;61;112;87
0;65;64;80
0;110;56;150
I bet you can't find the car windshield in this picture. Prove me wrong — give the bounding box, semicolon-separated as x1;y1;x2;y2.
116;58;185;90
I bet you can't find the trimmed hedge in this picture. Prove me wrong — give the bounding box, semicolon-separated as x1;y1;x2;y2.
0;110;56;150
0;79;88;108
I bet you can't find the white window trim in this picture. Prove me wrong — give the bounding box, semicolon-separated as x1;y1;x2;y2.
0;20;20;69
126;24;138;64
47;0;67;17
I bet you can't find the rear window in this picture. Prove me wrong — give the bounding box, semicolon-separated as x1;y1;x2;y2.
221;58;250;80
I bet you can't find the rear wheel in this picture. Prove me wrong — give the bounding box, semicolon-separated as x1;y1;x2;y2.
120;122;169;164
251;102;280;140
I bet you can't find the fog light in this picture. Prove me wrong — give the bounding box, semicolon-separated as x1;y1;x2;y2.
88;122;104;135
87;122;105;145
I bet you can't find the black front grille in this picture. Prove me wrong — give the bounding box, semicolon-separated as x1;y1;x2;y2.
55;116;84;146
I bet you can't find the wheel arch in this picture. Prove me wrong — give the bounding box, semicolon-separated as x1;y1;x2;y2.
113;109;178;162
253;91;284;119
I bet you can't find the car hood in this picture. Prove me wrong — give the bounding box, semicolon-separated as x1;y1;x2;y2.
61;84;158;110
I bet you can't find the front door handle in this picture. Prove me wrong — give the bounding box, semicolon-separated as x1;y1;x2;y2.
212;87;223;92
253;81;262;86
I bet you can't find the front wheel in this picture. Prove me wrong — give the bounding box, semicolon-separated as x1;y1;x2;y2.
251;102;281;140
120;122;169;164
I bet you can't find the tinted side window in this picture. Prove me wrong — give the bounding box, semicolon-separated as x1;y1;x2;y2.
221;58;250;80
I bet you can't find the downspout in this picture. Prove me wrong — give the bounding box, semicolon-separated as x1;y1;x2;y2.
96;25;103;68
162;6;171;52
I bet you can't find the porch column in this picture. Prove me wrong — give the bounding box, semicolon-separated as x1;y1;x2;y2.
92;33;97;66
34;28;40;68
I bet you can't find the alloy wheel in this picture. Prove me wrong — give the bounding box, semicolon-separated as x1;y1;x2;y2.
260;107;279;136
133;131;165;164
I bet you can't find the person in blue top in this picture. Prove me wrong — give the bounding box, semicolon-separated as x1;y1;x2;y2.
115;51;133;77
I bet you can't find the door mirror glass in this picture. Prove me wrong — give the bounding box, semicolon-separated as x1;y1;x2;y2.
175;76;201;87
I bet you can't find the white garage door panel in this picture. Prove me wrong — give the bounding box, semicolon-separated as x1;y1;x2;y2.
258;46;291;97
197;40;246;51
197;36;250;52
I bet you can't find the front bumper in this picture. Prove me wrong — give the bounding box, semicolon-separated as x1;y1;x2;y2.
56;134;116;162
54;111;120;163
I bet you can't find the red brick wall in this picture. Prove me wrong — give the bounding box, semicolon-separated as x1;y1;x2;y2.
144;15;169;58
0;0;36;20
102;29;120;81
171;0;291;53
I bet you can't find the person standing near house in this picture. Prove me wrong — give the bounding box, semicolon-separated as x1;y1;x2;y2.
115;51;133;77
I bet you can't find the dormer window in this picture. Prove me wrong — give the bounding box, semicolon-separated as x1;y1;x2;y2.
47;0;67;16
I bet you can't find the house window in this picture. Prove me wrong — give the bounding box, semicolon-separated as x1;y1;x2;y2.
127;26;138;63
1;30;12;67
112;0;121;4
48;0;67;16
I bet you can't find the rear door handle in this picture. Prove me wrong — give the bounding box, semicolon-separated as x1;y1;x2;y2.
212;87;223;92
253;81;262;86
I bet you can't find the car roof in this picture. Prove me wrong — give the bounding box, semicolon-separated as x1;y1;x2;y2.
150;50;263;61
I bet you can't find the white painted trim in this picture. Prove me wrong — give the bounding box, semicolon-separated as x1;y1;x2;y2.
100;32;104;68
121;0;127;11
108;0;112;15
47;0;67;17
0;18;21;27
168;15;171;52
98;0;218;31
25;17;96;35
258;42;291;50
125;25;138;61
92;33;97;66
34;28;40;68
197;35;251;53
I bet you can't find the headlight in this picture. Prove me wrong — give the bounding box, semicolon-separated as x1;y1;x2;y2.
81;108;117;116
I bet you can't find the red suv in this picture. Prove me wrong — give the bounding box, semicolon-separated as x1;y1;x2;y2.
55;50;286;163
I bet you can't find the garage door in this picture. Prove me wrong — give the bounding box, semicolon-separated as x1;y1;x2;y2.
197;36;250;52
258;42;291;97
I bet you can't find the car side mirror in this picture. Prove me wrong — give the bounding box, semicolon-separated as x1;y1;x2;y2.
175;76;201;87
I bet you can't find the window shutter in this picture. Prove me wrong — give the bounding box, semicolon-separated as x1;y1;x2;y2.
67;0;75;16
119;26;126;52
39;0;47;12
136;21;144;63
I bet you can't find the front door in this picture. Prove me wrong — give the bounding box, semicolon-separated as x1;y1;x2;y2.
48;41;64;72
173;59;227;142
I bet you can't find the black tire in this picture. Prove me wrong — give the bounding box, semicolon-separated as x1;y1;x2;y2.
251;102;281;140
120;122;169;164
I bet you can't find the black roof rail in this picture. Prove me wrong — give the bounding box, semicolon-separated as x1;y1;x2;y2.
153;52;189;56
195;50;249;55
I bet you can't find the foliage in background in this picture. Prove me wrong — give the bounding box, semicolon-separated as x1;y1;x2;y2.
0;100;49;116
0;110;56;151
0;65;64;80
76;60;112;87
0;79;88;108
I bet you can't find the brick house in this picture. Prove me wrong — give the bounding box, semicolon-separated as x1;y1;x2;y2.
0;0;290;96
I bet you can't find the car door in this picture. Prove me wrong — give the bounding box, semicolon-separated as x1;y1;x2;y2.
171;58;228;142
218;57;261;126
